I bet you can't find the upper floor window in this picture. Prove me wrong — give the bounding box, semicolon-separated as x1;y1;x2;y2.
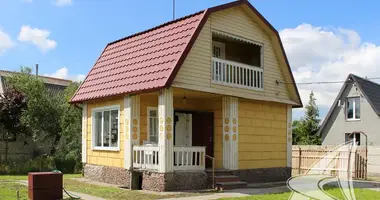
92;105;120;150
147;107;158;143
346;97;360;120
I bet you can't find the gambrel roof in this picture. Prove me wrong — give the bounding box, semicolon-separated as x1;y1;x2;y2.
71;0;301;107
318;74;380;135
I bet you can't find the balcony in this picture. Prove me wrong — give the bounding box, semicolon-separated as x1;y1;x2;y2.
212;57;263;90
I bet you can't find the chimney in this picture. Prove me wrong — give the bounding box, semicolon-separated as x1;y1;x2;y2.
36;64;39;76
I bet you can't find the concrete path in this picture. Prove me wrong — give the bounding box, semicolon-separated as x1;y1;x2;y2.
18;180;105;200
160;186;290;200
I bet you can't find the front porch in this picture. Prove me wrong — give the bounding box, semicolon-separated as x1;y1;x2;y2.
126;87;222;172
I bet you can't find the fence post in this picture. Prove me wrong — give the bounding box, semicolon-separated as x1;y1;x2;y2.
298;147;302;175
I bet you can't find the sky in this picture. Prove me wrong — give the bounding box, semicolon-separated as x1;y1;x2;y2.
1;0;380;120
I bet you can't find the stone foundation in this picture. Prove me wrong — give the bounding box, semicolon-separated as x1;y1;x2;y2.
84;164;131;187
142;171;208;191
232;167;291;183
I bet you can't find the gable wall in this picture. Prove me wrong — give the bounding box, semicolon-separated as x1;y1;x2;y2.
321;82;380;146
173;6;294;104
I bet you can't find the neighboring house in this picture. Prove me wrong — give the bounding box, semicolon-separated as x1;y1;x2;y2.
71;0;302;191
319;73;380;146
0;69;71;161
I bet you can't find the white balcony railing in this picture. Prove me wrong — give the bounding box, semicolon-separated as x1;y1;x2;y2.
133;145;159;170
132;145;206;171
212;57;263;90
173;146;206;171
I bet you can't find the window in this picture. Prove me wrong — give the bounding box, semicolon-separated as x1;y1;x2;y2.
346;133;360;146
212;41;225;59
92;106;120;150
346;97;360;120
147;107;158;143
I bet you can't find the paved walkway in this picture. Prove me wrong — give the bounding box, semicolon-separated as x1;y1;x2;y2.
160;186;290;200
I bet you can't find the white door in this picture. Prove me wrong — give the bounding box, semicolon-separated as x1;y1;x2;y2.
175;113;192;165
175;113;192;146
212;41;225;59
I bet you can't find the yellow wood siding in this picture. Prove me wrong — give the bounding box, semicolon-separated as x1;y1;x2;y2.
238;99;287;169
173;6;296;105
86;97;124;168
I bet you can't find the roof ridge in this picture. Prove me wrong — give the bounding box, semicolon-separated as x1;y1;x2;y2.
350;73;380;87
108;10;206;46
0;69;72;83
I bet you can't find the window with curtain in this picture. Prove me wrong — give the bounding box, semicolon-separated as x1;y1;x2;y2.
93;106;119;150
148;107;158;143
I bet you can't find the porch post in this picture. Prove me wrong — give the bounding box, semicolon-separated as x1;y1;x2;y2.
222;96;238;170
81;103;87;163
158;88;174;173
124;95;140;169
286;105;292;167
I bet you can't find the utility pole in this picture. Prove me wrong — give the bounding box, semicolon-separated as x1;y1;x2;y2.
35;64;39;76
173;0;175;20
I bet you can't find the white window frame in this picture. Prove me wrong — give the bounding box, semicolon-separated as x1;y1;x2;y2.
212;41;225;59
147;107;158;144
92;105;120;151
346;97;360;121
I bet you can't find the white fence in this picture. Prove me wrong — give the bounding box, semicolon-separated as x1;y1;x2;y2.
133;146;159;170
132;146;206;171
173;146;206;171
212;57;263;90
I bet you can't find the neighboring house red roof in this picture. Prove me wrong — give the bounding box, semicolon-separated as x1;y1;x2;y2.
71;0;302;106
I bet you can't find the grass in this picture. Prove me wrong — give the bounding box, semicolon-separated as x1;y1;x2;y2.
219;187;380;200
0;174;212;200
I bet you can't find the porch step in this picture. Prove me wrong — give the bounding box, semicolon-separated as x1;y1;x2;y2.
215;181;248;190
207;169;247;190
214;175;240;183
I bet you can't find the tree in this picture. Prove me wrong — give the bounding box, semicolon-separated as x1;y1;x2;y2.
7;67;64;155
292;92;321;145
0;89;27;162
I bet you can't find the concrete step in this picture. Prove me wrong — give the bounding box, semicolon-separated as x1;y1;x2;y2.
215;181;247;190
213;175;240;183
206;169;233;176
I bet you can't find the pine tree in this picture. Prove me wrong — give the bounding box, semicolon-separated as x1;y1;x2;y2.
293;92;321;145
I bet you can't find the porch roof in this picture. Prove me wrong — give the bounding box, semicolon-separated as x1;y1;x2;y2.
70;0;302;107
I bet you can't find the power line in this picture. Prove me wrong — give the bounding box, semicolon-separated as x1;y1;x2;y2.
277;77;380;85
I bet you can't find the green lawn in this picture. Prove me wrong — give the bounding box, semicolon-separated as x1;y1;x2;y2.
0;174;212;200
219;187;380;200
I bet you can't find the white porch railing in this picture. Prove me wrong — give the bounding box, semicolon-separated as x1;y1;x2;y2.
212;57;263;90
133;145;159;170
173;146;206;171
132;146;206;171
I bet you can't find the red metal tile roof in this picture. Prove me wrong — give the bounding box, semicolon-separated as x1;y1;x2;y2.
71;10;206;102
71;0;302;107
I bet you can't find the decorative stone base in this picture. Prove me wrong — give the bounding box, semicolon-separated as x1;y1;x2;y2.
84;164;131;187
142;171;208;191
232;167;291;183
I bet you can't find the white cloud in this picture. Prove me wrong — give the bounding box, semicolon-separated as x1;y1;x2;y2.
55;0;72;7
18;25;57;53
23;0;33;3
44;67;85;82
280;24;380;118
0;29;13;54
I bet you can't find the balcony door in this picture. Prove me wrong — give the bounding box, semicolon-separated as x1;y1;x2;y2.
213;41;225;59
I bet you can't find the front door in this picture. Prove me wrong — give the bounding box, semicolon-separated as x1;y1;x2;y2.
174;112;192;146
192;112;214;168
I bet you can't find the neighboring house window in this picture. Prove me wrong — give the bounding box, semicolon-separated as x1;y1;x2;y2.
92;106;120;150
346;97;360;120
147;107;158;143
346;133;360;146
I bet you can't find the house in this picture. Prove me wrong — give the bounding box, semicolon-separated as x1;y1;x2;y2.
70;0;302;191
319;74;380;146
0;69;72;161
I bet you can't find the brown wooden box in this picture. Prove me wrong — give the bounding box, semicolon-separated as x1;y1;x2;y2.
28;172;63;200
